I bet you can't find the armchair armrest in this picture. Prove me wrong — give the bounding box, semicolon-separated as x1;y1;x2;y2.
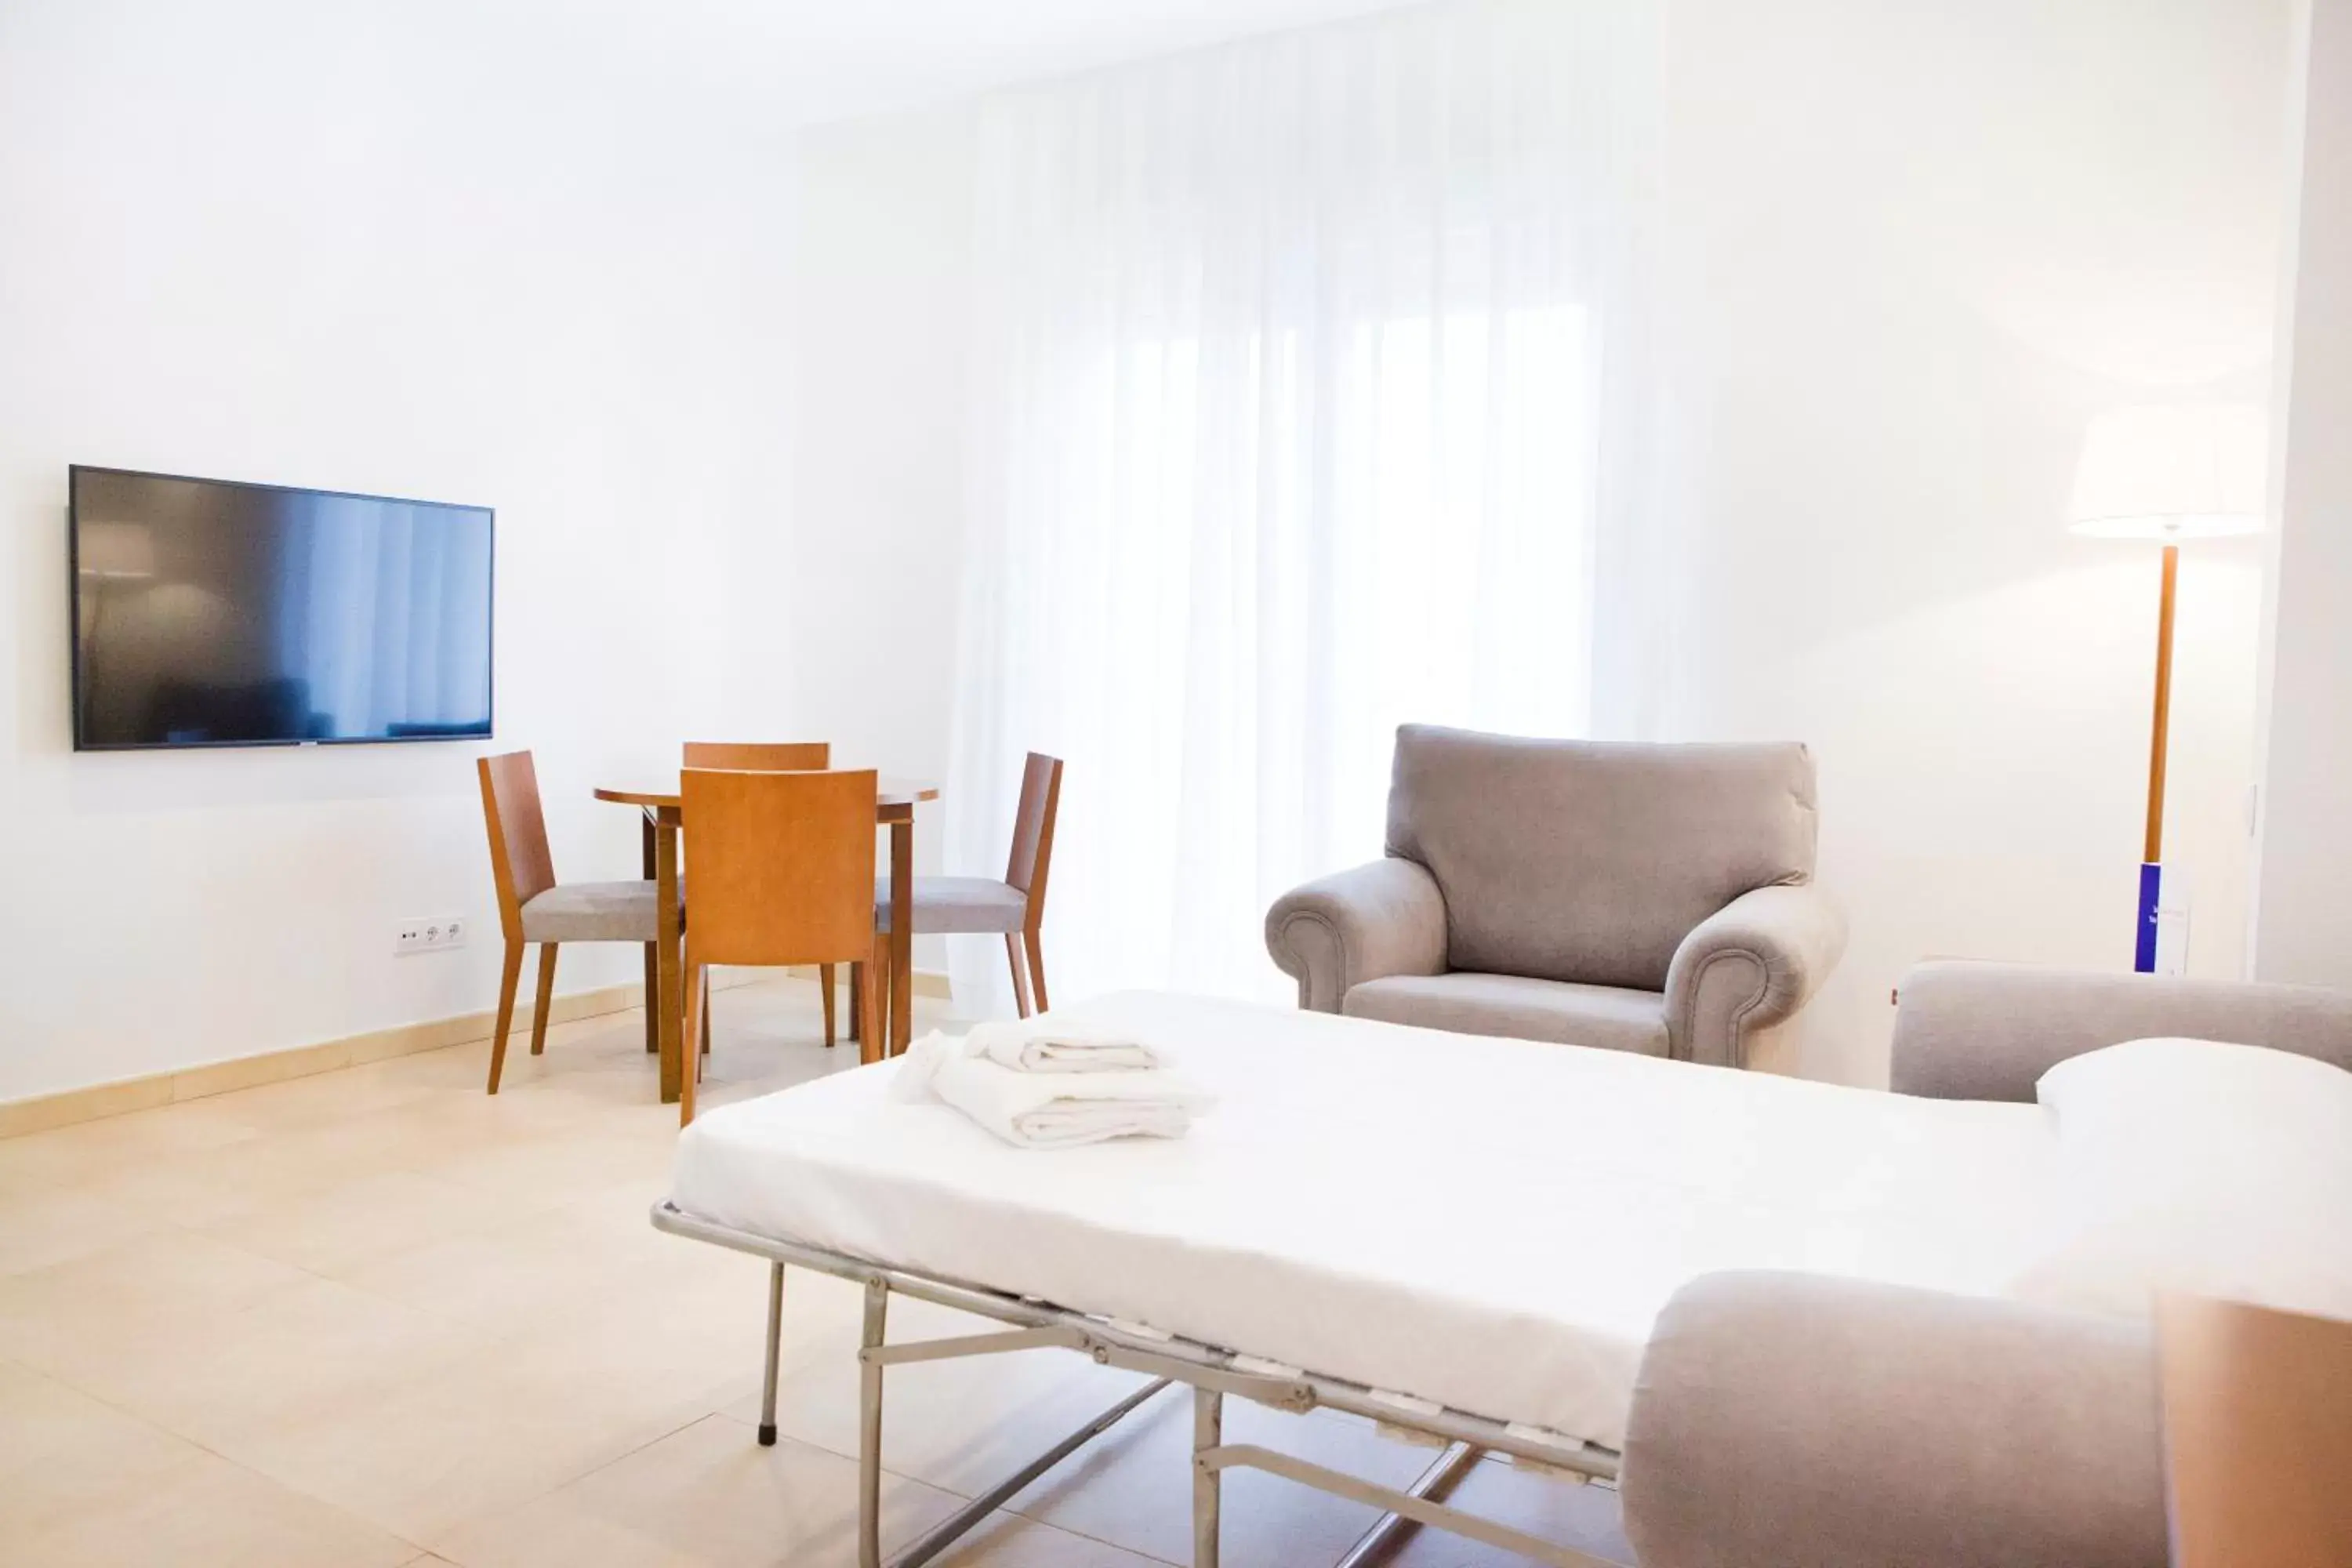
1620;1272;2165;1568
1892;960;2352;1103
1265;857;1447;1012
1663;884;1846;1069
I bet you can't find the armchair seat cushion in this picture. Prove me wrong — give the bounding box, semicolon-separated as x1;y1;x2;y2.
1342;971;1670;1056
875;876;1029;935
520;880;673;943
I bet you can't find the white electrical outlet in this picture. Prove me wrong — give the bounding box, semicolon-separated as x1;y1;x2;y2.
395;916;471;955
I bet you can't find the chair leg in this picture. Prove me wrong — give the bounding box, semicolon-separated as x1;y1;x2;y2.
1024;929;1050;1014
681;946;706;1127
488;940;524;1094
701;978;713;1055
844;963;862;1047
642;815;659;1054
856;951;884;1068
821;964;837;1047
1005;933;1034;1019
642;942;659;1054
530;943;559;1055
869;934;894;1058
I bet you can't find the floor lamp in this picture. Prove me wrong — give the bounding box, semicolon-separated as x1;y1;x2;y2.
2067;403;2267;974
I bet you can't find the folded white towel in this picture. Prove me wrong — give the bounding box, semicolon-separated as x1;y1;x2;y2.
891;1032;1211;1149
962;1018;1171;1074
932;1053;1214;1149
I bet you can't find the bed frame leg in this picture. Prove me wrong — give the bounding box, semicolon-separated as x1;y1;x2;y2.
1192;1386;1222;1568
858;1277;890;1568
758;1262;785;1446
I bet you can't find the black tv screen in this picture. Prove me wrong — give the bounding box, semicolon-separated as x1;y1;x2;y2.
71;467;494;750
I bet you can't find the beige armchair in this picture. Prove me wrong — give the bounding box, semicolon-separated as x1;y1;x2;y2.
1264;724;1846;1069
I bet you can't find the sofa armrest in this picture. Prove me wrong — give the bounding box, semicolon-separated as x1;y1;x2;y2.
1891;960;2352;1103
1620;1272;2165;1568
1662;884;1846;1068
1265;858;1448;1012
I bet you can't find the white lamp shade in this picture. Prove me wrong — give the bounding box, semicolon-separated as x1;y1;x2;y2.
2067;403;2268;539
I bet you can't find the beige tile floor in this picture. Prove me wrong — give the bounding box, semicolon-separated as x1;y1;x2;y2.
0;977;1633;1567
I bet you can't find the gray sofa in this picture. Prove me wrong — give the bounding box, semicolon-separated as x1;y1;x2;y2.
1617;960;2352;1568
1264;724;1847;1069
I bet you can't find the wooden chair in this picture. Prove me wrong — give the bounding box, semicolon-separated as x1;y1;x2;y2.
874;752;1063;1019
678;742;866;1049
477;750;677;1094
680;768;884;1126
681;741;829;771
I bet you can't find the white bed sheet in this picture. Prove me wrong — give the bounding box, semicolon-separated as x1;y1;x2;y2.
670;991;2053;1450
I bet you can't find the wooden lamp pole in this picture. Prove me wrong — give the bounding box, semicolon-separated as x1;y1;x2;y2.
2144;543;2178;866
2069;402;2266;973
2134;542;2180;973
2079;399;2258;973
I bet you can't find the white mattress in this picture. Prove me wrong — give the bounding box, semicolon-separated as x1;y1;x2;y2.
670;991;2054;1450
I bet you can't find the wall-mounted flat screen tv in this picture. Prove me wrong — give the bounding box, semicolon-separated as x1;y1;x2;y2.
71;466;494;750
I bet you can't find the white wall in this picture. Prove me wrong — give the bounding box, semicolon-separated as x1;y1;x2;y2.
784;107;979;977
783;0;2291;1083
2252;0;2352;985
1649;0;2288;1080
0;0;797;1100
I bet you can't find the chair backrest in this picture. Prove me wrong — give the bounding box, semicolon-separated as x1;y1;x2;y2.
681;768;877;967
478;750;557;942
681;741;830;771
1385;724;1818;993
1004;753;1064;922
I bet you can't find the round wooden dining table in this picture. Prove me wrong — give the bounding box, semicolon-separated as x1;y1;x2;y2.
594;775;940;1103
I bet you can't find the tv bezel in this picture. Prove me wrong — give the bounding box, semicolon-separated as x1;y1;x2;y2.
69;464;497;753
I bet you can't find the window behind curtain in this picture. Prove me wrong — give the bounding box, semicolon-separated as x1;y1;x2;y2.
946;0;1657;1007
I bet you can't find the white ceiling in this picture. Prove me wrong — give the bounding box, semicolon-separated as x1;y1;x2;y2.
554;0;1417;126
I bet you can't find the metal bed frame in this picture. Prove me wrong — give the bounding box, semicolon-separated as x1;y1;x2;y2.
653;1201;1622;1568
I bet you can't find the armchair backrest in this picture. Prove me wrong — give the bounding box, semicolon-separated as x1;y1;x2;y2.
1385;724;1818;991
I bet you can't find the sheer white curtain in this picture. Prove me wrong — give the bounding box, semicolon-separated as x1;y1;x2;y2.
946;0;1657;1011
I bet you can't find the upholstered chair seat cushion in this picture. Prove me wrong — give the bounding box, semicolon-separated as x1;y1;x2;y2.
875;876;1029;935
520;880;674;943
1386;725;1818;992
1343;972;1671;1055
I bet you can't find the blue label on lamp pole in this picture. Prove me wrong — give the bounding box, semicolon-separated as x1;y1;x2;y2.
2135;862;2163;974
